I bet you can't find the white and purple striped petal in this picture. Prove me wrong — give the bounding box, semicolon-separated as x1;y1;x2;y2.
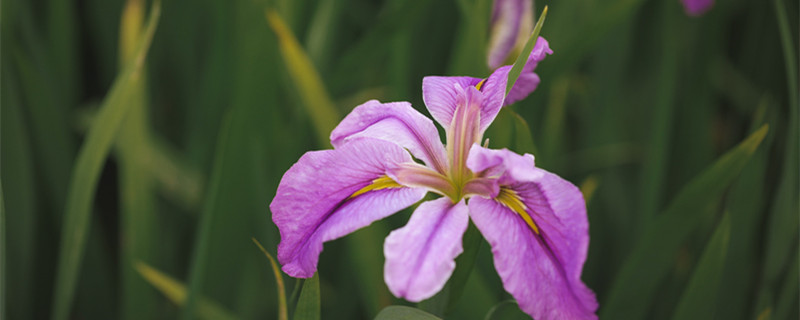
384;198;469;302
270;138;427;278
330;100;448;173
467;145;598;320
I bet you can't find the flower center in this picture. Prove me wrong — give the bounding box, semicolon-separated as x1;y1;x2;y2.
445;85;484;200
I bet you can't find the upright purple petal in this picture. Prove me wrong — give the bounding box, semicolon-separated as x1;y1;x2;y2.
331;100;448;173
270;138;427;278
422;76;482;128
487;0;533;70
681;0;714;16
423;76;504;134
384;198;469;302
466;146;597;319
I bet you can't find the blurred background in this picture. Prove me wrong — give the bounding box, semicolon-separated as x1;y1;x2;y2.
1;0;798;319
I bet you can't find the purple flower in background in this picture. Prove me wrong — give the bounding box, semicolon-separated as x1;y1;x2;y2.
270;38;597;319
487;0;533;70
681;0;714;16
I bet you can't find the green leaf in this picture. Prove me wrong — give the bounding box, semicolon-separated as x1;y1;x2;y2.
266;9;340;147
638;0;680;226
293;273;320;320
505;6;548;96
671;213;731;320
773;0;798;110
252;238;288;320
135;262;240;320
602;124;769;319
0;183;5;320
716;100;773;319
50;3;161;320
117;1;160;318
0;66;37;320
375;306;442;320
773;252;799;320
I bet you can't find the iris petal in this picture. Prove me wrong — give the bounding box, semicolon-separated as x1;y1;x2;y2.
384;198;469;302
270;138;427;278
330;100;448;173
466;145;598;319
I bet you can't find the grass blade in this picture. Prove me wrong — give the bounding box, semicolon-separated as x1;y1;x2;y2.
638;0;680;226
292;273;320;320
376;306;442;320
602;124;769;319
671;213;731;320
505;6;547;96
266;9;340;147
773;0;798;110
135;263;239;320
0;183;5;319
117;0;161;318
1;65;38;320
252;238;288;320
49;3;161;319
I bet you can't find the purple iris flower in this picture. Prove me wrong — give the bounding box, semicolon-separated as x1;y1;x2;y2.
270;38;598;319
681;0;714;16
487;0;533;70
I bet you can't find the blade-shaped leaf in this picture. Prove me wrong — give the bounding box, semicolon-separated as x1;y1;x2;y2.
266;9;339;147
0;183;5;319
293;273;320;320
602;124;768;319
252;238;288;320
135;263;239;320
506;6;547;95
671;213;731;320
50;3;161;320
376;306;442;320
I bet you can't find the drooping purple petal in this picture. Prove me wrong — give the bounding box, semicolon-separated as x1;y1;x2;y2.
487;0;533;70
330;100;448;173
466;146;597;319
495;36;552;106
384;198;469;302
681;0;714;16
270;138;427;278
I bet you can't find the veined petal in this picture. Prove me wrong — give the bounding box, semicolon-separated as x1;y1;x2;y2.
330;100;448;173
467;146;597;320
422;76;483;129
424;76;505;135
384;198;469;302
270;138;427;278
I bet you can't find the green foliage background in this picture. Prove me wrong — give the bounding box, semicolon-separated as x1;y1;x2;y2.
1;0;798;319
